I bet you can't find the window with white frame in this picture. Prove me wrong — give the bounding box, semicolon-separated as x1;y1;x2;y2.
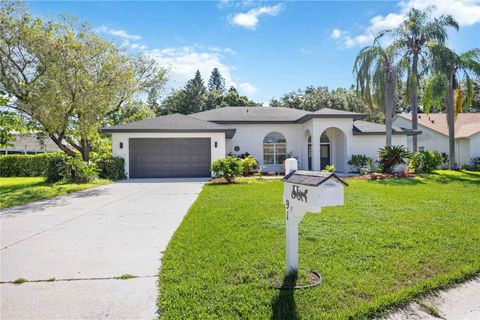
263;132;287;165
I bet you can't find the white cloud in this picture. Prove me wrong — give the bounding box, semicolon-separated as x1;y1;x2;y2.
330;28;344;39
146;46;237;90
230;4;283;30
95;26;141;40
239;82;256;95
332;0;480;48
299;47;312;55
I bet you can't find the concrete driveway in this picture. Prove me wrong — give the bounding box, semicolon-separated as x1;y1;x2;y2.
0;178;207;319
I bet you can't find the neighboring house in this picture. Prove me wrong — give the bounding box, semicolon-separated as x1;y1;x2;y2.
393;113;480;166
102;107;416;178
0;133;59;154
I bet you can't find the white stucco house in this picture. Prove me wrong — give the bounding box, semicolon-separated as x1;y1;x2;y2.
393;113;480;166
102;107;416;178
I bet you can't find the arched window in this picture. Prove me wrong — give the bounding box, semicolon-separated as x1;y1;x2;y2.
263;132;286;165
320;132;330;143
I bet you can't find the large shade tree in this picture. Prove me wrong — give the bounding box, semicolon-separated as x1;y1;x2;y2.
422;46;480;169
0;2;166;161
388;6;458;151
354;35;402;146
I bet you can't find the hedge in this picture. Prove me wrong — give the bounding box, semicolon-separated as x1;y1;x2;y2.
0;153;63;177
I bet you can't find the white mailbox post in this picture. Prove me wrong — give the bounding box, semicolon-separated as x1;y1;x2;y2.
283;158;347;274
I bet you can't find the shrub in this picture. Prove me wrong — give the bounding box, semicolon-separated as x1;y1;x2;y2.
241;155;257;176
45;155;98;184
44;154;68;183
60;157;98;184
471;157;480;171
324;164;335;172
378;145;410;173
0;153;62;177
348;154;371;173
410;151;444;173
210;156;243;183
96;157;126;180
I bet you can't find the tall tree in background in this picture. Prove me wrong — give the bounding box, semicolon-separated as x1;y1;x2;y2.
354;35;401;146
183;70;207;113
0;1;167;161
270;86;383;123
423;46;480;169
147;87;161;115
224;87;256;106
389;6;458;151
208;68;225;93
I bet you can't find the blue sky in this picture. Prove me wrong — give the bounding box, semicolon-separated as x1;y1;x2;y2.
28;0;480;103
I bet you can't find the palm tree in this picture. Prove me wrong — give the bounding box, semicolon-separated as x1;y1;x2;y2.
354;35;401;146
389;6;458;152
423;46;480;169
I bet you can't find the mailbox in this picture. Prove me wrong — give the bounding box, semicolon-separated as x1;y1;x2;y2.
282;160;347;275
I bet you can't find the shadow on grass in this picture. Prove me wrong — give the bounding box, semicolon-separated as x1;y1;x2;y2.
271;272;300;320
429;171;480;185
368;178;425;186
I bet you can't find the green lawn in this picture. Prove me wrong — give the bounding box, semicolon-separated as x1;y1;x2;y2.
159;170;480;319
0;177;110;209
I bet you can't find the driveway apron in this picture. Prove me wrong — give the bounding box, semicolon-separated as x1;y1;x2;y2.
1;178;206;319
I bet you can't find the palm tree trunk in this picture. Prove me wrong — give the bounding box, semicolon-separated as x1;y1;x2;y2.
446;81;456;170
411;53;419;152
385;72;394;147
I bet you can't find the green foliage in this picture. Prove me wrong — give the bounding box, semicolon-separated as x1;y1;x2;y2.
0;153;63;177
45;156;98;184
241;155;257;176
208;68;225;92
210;156;243;183
13;278;27;285
348;154;371;173
270;86;384;123
324;164;335;172
159;171;480;319
44;155;69;183
410;151;444;173
96;156;126;181
378;145;410;173
59;157;99;184
223;86;255;106
0;2;167;161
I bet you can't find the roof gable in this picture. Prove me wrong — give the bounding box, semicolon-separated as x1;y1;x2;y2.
397;113;480;138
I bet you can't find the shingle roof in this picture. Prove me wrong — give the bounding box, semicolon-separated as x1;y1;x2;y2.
283;170;348;186
192;106;364;123
192;106;310;122
102;113;236;138
353;120;419;135
397;113;480;138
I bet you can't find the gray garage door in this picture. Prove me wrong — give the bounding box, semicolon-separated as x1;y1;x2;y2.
129;138;211;178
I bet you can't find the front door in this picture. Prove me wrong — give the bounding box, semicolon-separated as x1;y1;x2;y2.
320;144;330;170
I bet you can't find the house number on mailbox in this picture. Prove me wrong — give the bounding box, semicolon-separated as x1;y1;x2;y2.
291;185;308;203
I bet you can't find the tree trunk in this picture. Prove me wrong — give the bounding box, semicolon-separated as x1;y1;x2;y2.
411;53;419;152
80;138;90;162
446;81;456;170
385;70;395;147
50;135;78;158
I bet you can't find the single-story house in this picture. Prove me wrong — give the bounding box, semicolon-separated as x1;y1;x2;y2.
393;113;480;166
0;133;59;155
102;107;417;178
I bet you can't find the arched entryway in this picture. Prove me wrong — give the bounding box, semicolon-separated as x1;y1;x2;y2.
319;127;347;172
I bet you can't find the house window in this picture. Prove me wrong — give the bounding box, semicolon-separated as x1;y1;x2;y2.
419;146;425;152
263;132;286;165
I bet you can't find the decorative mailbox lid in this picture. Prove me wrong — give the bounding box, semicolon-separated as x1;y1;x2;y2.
283;170;348;187
283;171;348;221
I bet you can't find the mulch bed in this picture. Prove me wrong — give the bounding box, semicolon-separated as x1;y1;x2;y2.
352;172;421;180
